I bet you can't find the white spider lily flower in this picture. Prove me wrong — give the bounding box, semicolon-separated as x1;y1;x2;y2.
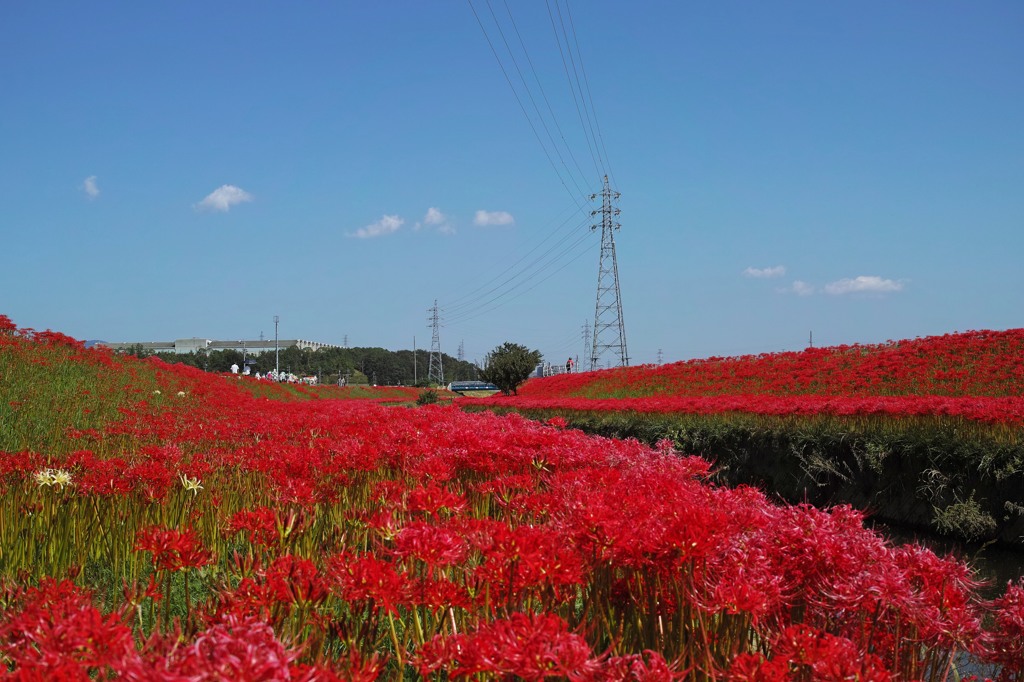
34;468;73;489
179;474;203;496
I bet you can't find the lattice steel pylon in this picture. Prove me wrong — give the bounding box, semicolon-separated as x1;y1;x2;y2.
590;175;629;370
427;300;444;386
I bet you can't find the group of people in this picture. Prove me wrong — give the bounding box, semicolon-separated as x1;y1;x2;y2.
228;364;315;385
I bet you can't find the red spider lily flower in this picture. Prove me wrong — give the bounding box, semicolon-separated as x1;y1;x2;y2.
134;525;213;572
74;456;134;497
226;506;280;548
124;460;174;502
371;479;407;507
473;523;585;606
327;551;409;616
364;508;402;540
598;649;682;681
986;579;1024;678
0;578;138;679
771;624;893;681
392;521;468;569
406;575;472;611
725;653;791;682
265;554;329;606
892;544;987;652
291;650;385;682
163;614;300;680
207;576;277;623
407;481;467;519
415;612;603;680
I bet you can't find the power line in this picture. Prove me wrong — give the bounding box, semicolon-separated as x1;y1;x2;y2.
500;0;593;193
482;0;591;203
546;0;603;179
442;202;588;312
563;0;616;187
445;233;596;327
443;216;592;321
467;0;590;208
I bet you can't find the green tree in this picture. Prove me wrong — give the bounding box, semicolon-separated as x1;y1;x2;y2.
479;342;541;396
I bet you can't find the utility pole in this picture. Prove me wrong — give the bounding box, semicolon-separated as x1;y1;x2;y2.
427;300;444;386
809;331;814;348
590;175;629;370
274;315;279;374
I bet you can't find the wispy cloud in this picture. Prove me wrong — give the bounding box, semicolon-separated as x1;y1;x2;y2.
82;176;99;200
743;265;786;278
415;207;455;234
824;275;906;295
351;214;404;239
424;207;446;226
474;210;514;227
195;185;253;212
779;280;816;296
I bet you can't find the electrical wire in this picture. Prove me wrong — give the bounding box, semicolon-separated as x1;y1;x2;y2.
444;222;594;325
467;0;590;209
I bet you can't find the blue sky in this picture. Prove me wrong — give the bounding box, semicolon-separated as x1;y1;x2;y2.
2;2;1022;366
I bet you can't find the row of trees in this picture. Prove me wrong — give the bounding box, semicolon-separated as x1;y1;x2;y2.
120;340;546;394
120;344;481;387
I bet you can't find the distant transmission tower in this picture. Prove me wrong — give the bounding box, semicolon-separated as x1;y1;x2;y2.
427;300;444;385
458;340;465;362
590;175;629;369
581;321;592;371
657;348;664;365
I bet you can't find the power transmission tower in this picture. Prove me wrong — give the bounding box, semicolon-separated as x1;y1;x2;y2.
427;300;444;386
581;321;592;371
590;175;629;370
657;348;664;365
458;340;465;362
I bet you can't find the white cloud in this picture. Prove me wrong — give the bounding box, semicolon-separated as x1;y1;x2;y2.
351;214;404;239
424;207;446;225
743;265;786;278
786;280;816;296
82;176;99;199
415;207;455;234
824;275;905;295
473;209;514;227
195;185;253;212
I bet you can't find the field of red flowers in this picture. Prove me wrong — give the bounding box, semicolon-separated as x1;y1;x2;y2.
519;330;1024;400
477;330;1024;429
2;315;1024;680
